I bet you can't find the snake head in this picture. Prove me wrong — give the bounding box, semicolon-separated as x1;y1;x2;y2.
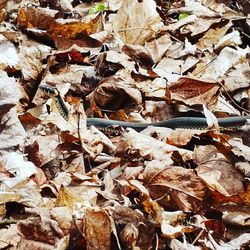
39;85;59;97
39;84;69;121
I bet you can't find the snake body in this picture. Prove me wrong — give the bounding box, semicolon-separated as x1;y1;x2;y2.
39;85;250;131
87;116;250;131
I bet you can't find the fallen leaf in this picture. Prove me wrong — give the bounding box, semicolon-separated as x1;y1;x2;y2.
84;208;111;250
147;166;208;212
165;76;220;110
55;185;82;208
90;76;142;110
194;145;244;196
112;0;162;45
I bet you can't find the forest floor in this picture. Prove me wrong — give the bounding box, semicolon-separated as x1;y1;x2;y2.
0;0;250;249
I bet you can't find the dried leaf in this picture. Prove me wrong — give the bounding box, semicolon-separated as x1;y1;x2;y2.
84;208;111;250
112;0;162;45
165;76;220;109
147;166;208;212
194;145;244;196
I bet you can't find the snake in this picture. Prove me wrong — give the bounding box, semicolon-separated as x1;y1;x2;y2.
39;85;250;131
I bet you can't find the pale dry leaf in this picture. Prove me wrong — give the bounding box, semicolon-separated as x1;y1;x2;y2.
19;39;51;80
0;107;27;153
122;44;154;68
118;129;192;162
194;145;244;196
0;190;20;204
235;161;250;177
215;96;241;116
166;129;205;146
16;186;44;207
0;225;21;249
55;185;82;208
16;239;55;250
122;166;144;180
40;65;87;91
101;50;136;72
201;47;250;79
170;237;200;250
0;34;20;69
0;152;38;190
164;14;197;32
119;222;139;249
215;30;242;50
54;234;70;250
168;0;218;17
203;104;219;129
222;211;250;227
144;33;172;63
143;159;173;183
229;138;250;161
51;207;73;235
161;211;191;237
24;133;60;166
129;179;149;196
154;57;183;76
220;67;250;92
205;233;250;250
54;172;72;187
112;0;162;45
196;22;231;50
90;126;116;153
136;79;167;99
187;17;225;37
0;70;22;109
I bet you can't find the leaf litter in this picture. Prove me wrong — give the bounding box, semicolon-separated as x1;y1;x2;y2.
0;0;250;249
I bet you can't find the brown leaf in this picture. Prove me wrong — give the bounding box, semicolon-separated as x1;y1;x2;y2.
48;20;95;39
84;208;111;250
17;216;64;245
194;145;244;196
166;129;205;146
18;113;41;131
119;222;139;249
211;182;250;206
165;76;220;109
90;76;142;110
147;166;208;212
53;35;102;50
18;8;57;30
24;140;42;167
111;206;155;249
122;44;154;69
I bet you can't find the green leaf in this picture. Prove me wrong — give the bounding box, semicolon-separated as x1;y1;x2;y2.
178;13;189;20
88;3;105;15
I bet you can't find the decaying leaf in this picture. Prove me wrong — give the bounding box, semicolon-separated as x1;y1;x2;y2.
147;166;208;212
89;76;142;110
194;145;244;196
165;77;220;109
84;208;111;250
